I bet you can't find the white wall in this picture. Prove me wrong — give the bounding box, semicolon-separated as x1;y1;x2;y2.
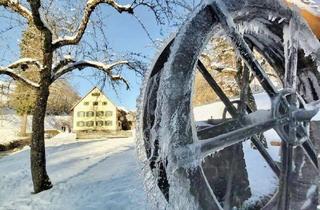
72;88;118;131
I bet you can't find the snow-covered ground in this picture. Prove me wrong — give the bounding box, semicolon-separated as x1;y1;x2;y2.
1;92;318;209
0;134;146;210
0;115;71;145
0;133;278;209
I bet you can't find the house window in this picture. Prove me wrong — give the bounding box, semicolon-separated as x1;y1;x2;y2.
102;101;107;105
105;121;113;126
96;121;104;127
105;111;113;117
86;111;94;117
96;111;104;117
93;101;98;106
84;102;89;105
86;121;94;127
77;121;85;127
77;111;85;117
92;93;100;96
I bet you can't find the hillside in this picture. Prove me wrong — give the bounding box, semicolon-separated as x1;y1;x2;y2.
0;115;71;145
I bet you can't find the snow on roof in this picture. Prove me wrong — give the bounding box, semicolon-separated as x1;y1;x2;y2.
117;106;128;113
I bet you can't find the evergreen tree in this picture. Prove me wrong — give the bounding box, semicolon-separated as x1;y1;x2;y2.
9;24;41;136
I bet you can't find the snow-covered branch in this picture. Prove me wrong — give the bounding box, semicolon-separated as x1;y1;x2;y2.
0;67;40;88
7;58;42;70
52;56;75;73
52;60;131;89
0;0;32;21
0;58;42;87
52;0;134;50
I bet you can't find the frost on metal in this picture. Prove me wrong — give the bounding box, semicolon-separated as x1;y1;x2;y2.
136;0;320;209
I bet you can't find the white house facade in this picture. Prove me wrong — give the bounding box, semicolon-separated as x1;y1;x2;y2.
71;87;119;132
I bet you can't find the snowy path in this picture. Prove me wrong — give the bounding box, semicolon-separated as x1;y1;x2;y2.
0;134;146;210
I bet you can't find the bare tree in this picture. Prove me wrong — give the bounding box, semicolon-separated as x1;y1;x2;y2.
0;0;180;193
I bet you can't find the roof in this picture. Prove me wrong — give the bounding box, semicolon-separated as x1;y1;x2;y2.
117;106;128;112
70;86;117;111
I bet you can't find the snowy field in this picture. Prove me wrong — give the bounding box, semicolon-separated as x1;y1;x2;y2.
0;115;71;145
0;92;318;209
0;134;146;210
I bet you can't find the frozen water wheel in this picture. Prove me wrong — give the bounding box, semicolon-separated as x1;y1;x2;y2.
137;1;320;209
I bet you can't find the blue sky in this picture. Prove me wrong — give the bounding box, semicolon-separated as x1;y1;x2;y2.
0;2;190;111
69;5;175;111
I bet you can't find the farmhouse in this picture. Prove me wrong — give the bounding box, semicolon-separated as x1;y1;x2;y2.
71;87;120;133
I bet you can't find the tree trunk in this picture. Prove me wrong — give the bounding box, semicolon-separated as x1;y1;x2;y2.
30;84;52;193
19;113;28;137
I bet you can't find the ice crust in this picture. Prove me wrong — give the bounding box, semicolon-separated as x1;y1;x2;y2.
136;0;320;209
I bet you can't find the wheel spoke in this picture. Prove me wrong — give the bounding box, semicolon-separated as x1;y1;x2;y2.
197;60;237;116
238;62;250;113
197;61;281;176
278;17;299;210
199;110;273;140
278;142;294;210
209;1;278;98
197;118;241;140
199;110;290;159
297;125;319;170
250;135;281;177
302;139;319;170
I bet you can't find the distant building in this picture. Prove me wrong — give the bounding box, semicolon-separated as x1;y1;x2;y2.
71;87;119;132
126;111;136;129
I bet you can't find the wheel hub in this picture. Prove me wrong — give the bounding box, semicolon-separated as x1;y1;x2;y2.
272;89;319;145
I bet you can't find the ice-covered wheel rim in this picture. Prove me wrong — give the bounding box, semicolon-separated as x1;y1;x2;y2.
137;0;320;209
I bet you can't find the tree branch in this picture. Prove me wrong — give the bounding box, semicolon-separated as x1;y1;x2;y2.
7;58;42;70
0;0;32;21
0;67;40;88
0;58;42;87
52;0;134;50
52;56;74;73
27;0;52;43
52;60;131;89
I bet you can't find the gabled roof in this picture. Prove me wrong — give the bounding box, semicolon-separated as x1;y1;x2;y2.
70;86;117;111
